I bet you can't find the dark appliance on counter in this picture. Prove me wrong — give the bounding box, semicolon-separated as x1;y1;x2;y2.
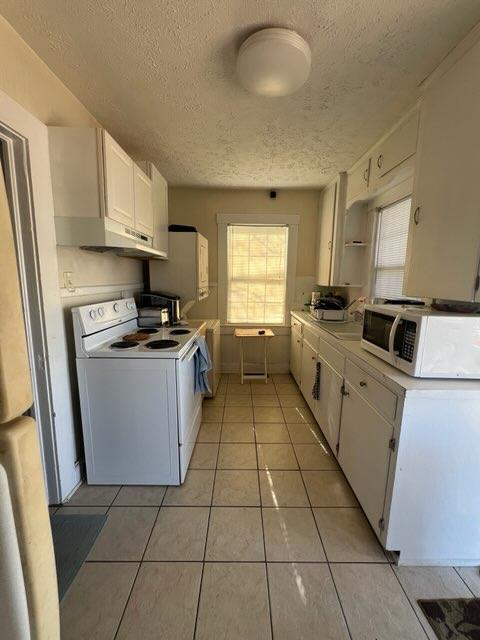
139;292;181;326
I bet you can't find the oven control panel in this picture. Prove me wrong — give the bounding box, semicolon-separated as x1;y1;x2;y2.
75;298;137;335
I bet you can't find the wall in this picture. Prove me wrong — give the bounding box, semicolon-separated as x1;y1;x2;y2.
0;16;143;499
151;187;320;372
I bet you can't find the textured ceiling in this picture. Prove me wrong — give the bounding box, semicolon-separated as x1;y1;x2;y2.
1;0;480;187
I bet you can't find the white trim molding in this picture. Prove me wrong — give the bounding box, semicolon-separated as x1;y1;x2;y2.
217;212;299;325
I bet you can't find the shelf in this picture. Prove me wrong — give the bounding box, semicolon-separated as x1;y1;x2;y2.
344;242;368;247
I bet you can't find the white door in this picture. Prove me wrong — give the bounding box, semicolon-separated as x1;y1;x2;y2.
316;181;336;285
372;110;419;181
315;355;343;455
290;329;303;385
346;158;370;205
338;382;393;534
103;130;135;228
300;340;317;411
404;41;480;302
197;234;209;290
133;165;154;237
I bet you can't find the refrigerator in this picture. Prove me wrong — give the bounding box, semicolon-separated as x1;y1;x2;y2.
0;160;59;636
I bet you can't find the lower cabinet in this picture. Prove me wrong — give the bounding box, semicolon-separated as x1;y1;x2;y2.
300;340;317;411
315;354;343;455
338;382;394;535
290;328;303;386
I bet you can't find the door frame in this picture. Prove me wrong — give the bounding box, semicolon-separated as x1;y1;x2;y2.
0;89;80;503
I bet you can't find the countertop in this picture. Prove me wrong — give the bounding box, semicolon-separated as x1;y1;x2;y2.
292;310;480;397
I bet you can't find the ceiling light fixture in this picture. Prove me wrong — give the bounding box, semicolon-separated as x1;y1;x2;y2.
236;28;311;97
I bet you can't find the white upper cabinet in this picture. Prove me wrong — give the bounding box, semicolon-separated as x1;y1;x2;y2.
316;173;347;286
371;110;419;184
137;161;169;257
404;40;480;302
346;157;371;206
103;131;135;228
133;164;154;237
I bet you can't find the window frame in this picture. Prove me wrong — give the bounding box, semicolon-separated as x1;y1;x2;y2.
217;213;299;326
370;195;412;301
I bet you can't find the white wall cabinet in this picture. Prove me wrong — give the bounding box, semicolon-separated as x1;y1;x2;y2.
133;164;154;237
346;157;371;205
315;173;347;286
404;40;480;302
371;110;419;186
137;161;169;257
50;127;167;258
338;382;394;535
103;131;136;228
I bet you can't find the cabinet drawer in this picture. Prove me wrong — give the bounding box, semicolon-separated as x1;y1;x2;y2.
291;316;304;334
318;338;345;375
345;360;397;422
303;325;319;350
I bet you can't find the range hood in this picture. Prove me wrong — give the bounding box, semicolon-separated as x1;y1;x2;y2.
55;217;167;260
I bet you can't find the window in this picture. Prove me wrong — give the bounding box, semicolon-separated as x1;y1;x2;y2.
373;197;412;299
227;224;289;324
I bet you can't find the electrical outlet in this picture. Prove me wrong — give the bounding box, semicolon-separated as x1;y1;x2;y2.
63;271;75;292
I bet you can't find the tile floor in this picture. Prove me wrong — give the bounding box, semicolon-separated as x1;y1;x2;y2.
54;373;479;640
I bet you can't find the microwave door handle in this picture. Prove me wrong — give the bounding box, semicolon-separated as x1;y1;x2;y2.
388;315;401;364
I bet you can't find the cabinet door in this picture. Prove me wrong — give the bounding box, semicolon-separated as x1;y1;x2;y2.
133;166;154;237
404;42;480;302
197;234;209;290
290;329;303;386
316;181;336;285
346;158;370;205
315;355;343;455
300;340;317;411
372;110;419;182
103;131;135;227
338;382;393;534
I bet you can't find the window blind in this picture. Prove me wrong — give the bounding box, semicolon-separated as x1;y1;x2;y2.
227;224;288;324
373;197;412;299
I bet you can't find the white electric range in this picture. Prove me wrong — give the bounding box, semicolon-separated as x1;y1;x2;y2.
72;297;203;485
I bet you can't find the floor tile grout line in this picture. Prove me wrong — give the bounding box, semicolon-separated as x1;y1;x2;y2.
192;414;223;639
288;406;355;640
254;418;275;640
453;566;477;597
112;487;166;639
388;565;431;639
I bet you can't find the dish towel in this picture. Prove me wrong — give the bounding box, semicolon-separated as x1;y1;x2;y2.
312;361;321;400
194;336;212;394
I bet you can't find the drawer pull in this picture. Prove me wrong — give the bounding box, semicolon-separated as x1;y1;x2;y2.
359;380;368;387
377;154;383;168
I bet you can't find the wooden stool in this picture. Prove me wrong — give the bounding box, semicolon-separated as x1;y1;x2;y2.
234;328;275;384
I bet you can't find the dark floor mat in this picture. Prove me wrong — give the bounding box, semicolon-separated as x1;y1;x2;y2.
418;598;480;639
50;514;107;600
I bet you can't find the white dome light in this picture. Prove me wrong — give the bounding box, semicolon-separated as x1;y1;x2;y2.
236;28;311;97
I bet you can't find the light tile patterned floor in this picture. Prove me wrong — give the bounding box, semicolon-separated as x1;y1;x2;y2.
56;374;479;640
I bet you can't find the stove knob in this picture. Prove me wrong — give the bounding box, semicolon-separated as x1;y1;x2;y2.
113;303;119;313
98;307;104;317
127;301;134;310
89;309;97;320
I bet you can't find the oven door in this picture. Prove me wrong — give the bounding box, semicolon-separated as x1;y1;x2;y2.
177;343;203;482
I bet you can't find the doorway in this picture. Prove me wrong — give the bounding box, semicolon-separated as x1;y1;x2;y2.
0;123;60;503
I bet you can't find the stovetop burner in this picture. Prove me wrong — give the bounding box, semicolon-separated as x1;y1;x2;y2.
169;329;191;335
137;328;158;334
145;339;180;350
111;340;139;349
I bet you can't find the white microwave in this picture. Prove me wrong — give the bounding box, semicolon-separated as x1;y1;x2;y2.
361;304;480;378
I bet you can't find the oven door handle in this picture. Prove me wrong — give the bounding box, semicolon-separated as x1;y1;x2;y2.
183;343;199;362
388;314;401;364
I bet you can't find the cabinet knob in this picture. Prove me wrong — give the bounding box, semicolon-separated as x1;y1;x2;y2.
311;356;315;360
377;154;383;169
359;380;367;387
296;339;300;344
363;168;369;182
327;240;332;251
413;206;420;226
